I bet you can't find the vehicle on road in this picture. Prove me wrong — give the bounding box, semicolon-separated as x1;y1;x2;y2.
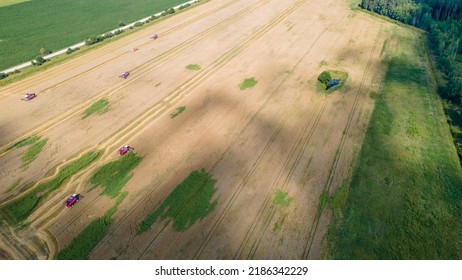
150;34;158;40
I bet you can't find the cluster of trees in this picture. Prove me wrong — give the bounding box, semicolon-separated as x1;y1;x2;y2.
360;0;462;101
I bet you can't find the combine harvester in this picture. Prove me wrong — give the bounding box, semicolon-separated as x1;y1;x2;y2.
119;145;133;155
119;71;130;79
21;92;36;101
64;194;80;208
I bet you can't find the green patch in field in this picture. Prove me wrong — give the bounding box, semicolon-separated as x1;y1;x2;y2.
138;169;217;234
239;77;258;91
317;70;348;94
170;106;186;119
22;138;48;167
83;98;109;119
185;64;201;71
273;189;292;208
55;192;127;259
6;135;40;151
89;152;142;198
2;151;99;224
325;33;462;259
317;190;330;213
272;214;286;233
4;178;22;194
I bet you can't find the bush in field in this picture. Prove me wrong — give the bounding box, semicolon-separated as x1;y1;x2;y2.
150;15;159;20
133;21;143;27
85;35;104;46
0;73;8;80
113;29;124;35
318;71;332;85
39;48;52;55
178;3;191;10
104;32;113;39
32;56;46;66
118;21;126;27
66;47;80;54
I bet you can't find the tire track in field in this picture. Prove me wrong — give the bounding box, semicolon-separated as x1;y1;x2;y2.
239;16;370;260
243;91;326;260
0;0;239;98
0;0;270;260
0;0;269;155
197;0;346;259
301;27;382;259
25;0;293;255
13;0;273;226
138;0;317;259
192;0;347;260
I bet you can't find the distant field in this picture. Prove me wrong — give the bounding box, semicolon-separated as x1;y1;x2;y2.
0;0;186;70
325;28;462;259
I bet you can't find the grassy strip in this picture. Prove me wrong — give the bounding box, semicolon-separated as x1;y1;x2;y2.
5;135;40;151
82;98;109;119
89;152;142;198
55;192;128;260
22;138;48;167
138;169;217;234
4;178;22;194
325;31;462;259
170;106;186;119
186;64;201;71
2;151;100;224
239;77;258;90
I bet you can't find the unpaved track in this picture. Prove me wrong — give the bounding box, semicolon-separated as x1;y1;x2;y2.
0;0;392;259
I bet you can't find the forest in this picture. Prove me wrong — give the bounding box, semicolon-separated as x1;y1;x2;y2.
360;0;462;158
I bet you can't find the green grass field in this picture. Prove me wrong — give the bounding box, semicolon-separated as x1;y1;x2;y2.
55;192;127;260
89;152;142;198
5;135;40;151
325;29;462;259
22;138;48;167
0;0;186;70
2;151;99;224
83;99;109;119
138;169;217;234
4;135;48;168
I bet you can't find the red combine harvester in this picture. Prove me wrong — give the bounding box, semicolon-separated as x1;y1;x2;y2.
119;145;133;155
119;71;130;79
22;93;36;101
64;194;79;208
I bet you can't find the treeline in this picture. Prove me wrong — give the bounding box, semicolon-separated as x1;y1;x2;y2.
360;0;461;100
